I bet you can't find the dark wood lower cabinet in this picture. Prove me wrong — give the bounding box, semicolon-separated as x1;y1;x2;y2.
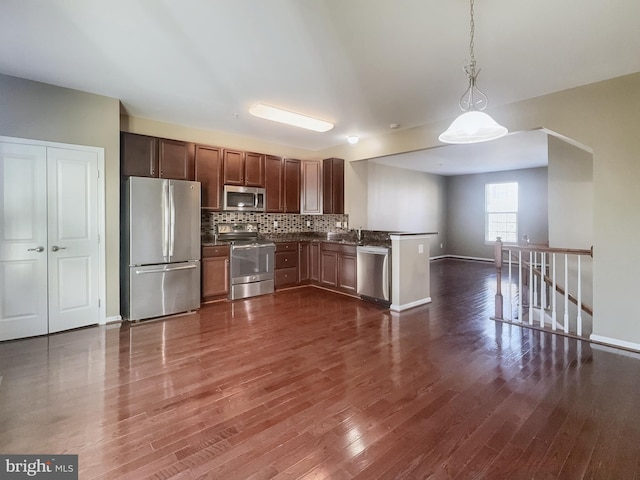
298;242;310;283
310;242;320;283
275;242;298;289
201;245;229;301
319;242;357;295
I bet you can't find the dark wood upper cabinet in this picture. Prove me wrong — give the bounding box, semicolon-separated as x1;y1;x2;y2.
159;138;194;180
265;155;283;212
222;149;265;187
244;152;265;187
222;149;245;185
301;159;322;214
284;158;300;213
323;157;344;214
121;132;158;178
195;145;223;210
121;132;194;181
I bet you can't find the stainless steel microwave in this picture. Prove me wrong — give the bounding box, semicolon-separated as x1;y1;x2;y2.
223;185;266;212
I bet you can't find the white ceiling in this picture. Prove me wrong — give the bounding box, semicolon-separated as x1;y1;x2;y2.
1;0;639;160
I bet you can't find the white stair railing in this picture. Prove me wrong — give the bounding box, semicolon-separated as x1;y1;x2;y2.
493;238;593;338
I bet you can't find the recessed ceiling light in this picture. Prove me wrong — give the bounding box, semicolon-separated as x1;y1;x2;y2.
248;103;333;132
347;135;359;145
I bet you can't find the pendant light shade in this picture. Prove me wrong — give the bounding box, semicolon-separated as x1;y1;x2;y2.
438;111;508;144
439;0;508;144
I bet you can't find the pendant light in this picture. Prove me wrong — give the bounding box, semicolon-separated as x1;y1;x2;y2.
439;0;508;144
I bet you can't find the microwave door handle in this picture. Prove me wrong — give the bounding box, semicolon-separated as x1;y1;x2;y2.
254;193;259;209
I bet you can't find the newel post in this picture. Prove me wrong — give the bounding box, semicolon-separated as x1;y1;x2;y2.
494;237;503;320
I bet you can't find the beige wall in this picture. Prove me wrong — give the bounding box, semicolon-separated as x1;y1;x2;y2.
365;162;446;254
0;73;121;319
547;136;593;249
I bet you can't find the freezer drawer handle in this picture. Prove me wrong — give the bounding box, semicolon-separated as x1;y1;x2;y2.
135;264;197;275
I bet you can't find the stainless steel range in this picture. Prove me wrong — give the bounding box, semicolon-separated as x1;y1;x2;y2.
217;223;275;300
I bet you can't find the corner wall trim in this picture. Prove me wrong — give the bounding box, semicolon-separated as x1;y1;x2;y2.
590;334;640;353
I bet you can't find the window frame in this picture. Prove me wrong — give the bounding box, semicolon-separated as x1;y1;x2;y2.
485;181;519;245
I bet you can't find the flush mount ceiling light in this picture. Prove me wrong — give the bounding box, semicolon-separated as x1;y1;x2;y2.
249;103;334;132
346;135;359;144
439;0;508;144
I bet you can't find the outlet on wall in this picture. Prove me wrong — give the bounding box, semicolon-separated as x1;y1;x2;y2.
418;244;424;254
273;220;278;227
306;220;311;227
336;221;341;228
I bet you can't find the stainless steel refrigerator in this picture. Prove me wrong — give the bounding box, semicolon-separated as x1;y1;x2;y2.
121;176;201;321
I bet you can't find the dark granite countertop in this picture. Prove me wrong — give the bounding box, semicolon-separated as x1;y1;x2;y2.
201;231;393;248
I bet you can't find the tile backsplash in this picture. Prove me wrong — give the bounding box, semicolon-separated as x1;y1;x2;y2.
202;211;350;236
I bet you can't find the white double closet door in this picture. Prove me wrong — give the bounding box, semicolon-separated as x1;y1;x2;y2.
0;139;102;341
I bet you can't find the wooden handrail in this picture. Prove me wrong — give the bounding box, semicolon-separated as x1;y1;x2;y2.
508;251;594;317
502;244;592;257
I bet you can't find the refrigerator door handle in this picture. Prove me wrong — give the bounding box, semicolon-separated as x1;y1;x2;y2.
169;183;176;258
135;264;198;275
162;182;170;258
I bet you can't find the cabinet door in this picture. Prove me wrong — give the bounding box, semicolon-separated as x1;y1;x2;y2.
223;149;245;185
320;250;338;287
301;160;322;214
202;256;229;298
284;158;300;213
265;155;283;212
338;253;357;294
245;152;265;187
195;145;223;210
310;242;320;283
323;157;344;214
121;132;158;177
159;138;194;180
299;242;310;283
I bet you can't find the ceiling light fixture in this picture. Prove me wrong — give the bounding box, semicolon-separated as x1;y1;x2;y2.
347;135;359;144
249;103;334;132
438;0;507;144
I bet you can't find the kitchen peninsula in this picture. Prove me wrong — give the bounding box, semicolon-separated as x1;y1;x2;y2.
202;220;436;313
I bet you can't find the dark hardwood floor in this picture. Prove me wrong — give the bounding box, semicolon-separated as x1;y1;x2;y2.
2;259;640;479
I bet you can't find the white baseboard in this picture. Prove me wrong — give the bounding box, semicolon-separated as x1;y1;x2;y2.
590;334;640;353
104;315;122;325
390;297;432;313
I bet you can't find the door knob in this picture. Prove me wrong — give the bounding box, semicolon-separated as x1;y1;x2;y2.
27;246;45;252
51;245;67;252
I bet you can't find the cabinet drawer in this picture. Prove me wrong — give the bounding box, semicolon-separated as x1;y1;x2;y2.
276;242;298;252
275;267;298;287
275;251;298;269
202;245;230;258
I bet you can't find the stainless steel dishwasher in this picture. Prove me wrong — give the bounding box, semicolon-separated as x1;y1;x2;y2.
356;245;391;305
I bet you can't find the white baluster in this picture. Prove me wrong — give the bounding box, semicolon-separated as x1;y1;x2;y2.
577;256;582;336
518;250;523;323
540;252;546;328
552;253;557;331
508;249;513;321
564;254;569;334
529;250;534;325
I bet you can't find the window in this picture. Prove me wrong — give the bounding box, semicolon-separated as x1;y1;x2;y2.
485;182;518;243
